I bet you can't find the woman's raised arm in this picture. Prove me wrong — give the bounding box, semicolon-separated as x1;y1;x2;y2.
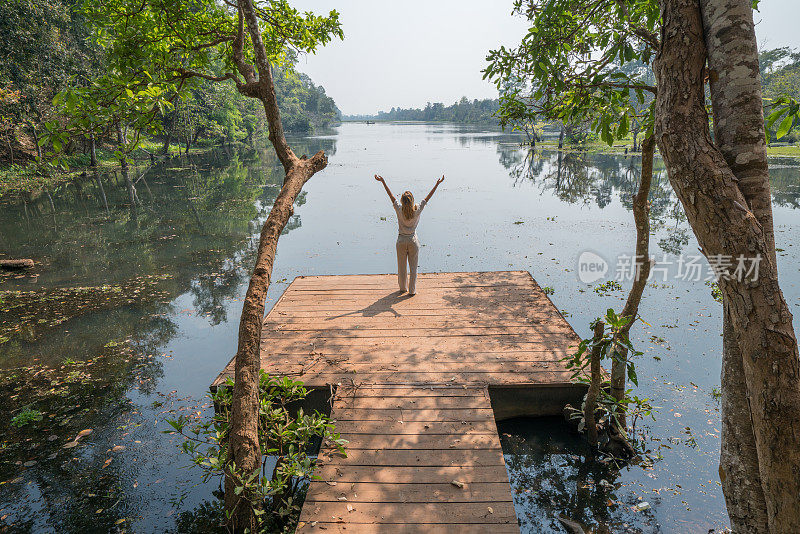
424;175;445;202
375;174;396;203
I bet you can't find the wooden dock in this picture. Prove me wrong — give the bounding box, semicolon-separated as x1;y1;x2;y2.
212;271;582;532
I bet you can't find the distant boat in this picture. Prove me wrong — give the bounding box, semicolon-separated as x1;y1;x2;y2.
365;120;375;124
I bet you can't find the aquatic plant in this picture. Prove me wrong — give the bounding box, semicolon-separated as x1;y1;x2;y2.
563;309;654;457
10;408;43;428
165;372;345;533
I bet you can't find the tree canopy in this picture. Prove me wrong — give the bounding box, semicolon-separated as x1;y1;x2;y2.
484;0;659;145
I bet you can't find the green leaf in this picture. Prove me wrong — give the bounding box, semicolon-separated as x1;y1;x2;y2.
776;113;795;139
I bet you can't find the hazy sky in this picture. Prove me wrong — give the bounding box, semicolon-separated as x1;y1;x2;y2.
290;0;800;115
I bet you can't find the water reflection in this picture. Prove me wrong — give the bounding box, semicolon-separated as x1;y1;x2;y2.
499;417;660;534
497;145;800;255
0;137;334;532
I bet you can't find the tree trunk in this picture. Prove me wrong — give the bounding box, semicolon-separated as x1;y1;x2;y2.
584;321;604;447
0;259;34;270
116;123;137;221
30;123;42;159
558;124;565;149
610;135;654;430
162;131;172;155
89;133;98;168
699;1;775;529
720;300;769;532
654;1;800;530
222;2;328;531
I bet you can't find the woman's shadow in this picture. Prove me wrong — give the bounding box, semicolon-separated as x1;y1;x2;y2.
327;290;413;320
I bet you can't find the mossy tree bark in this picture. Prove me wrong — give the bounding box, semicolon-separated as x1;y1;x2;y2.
654;0;800;530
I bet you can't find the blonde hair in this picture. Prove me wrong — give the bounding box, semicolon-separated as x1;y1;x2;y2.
400;191;417;220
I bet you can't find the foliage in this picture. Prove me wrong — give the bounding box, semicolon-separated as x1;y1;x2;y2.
484;0;660;146
564;309;654;440
368;98;500;124
37;0;342;169
766;95;800;142
0;0;102;160
165;371;346;532
705;280;723;303
760;47;800;143
10;408;43;427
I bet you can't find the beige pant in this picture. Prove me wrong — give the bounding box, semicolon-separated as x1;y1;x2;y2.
396;234;420;293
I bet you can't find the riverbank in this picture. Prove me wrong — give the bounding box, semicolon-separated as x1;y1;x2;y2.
0;140;218;199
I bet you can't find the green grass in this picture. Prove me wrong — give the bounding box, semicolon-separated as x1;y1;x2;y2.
766;144;800;157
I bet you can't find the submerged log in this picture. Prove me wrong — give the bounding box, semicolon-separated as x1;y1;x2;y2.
0;259;34;270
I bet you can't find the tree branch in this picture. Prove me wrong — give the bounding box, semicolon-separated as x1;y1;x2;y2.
237;0;296;171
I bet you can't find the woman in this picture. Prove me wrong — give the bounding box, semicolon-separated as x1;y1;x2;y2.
374;174;444;295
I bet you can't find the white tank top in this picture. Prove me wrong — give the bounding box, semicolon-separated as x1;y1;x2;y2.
393;198;427;236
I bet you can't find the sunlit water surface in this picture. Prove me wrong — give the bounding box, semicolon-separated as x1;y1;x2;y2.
2;122;800;533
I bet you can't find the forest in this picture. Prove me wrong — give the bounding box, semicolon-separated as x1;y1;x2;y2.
0;0;339;171
346;97;502;124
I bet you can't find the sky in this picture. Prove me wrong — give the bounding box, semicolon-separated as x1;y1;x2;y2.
290;0;800;116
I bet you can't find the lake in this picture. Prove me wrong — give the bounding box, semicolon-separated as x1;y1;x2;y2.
2;121;800;532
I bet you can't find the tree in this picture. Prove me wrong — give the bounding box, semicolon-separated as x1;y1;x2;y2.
653;0;800;531
485;0;659;434
0;0;101;160
51;0;342;530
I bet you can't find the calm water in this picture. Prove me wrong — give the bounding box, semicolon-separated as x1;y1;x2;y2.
2;122;800;533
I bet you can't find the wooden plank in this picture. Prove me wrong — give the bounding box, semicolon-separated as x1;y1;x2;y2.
262;325;574;339
270;308;562;318
291;270;531;286
300;382;518;530
334;386;487;397
262;349;572;360
333;433;499;450
299;501;516;524
317;448;505;467
266;355;570;368
264;317;564;329
298;522;520;534
305;481;514;503
266;317;567;329
278;291;554;303
211;271;585;530
259;362;569;377
329;407;494;422
331;395;491;410
311;464;512;484
261;333;576;344
215;371;570;388
330;420;499;435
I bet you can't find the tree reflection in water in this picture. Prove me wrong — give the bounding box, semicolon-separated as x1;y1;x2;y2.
0;138;334;532
499;417;659;534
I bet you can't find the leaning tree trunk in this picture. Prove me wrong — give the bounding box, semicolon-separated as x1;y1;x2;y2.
223;1;329;531
654;0;800;531
610;135;654;430
700;0;774;529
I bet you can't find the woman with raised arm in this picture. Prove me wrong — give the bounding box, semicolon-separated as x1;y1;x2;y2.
374;174;444;295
